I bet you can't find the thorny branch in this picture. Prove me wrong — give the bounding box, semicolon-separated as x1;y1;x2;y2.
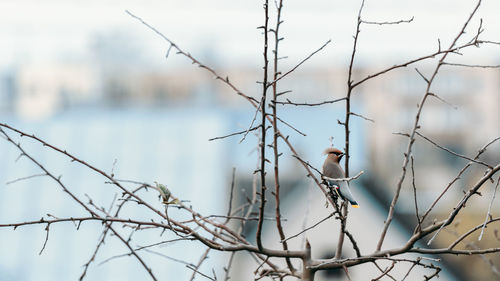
256;0;270;252
376;0;485;252
270;0;295;274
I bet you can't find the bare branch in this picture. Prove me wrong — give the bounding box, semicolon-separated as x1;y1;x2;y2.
267;39;332;88
419;135;500;226
373;262;397;281
479;176;500;240
427;92;458;109
125;10;258;106
416;131;492;168
351;35;497;89
6;173;47;185
376;0;484;251
275;115;307;136
282;213;334;243
371;261;396;281
345;229;362;258
189;248;211;281
450;217;500;249
427;163;500;245
410;247;500;255
39;224;50;255
442;62;500;68
226;168;236;222
274;97;346;107
223;252;236;281
349;112;374;123
1;1;499;280
362;16;414;25
256;0;270;252
270;0;295;273
240;97;265;143
410;156;421;232
209;126;260;142
414;68;429;83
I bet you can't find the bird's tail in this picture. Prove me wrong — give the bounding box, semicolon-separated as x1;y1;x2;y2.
330;185;360;208
338;185;360;208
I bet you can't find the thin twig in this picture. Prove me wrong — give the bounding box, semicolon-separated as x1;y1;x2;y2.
274;97;346;106
267;39;332;88
449;217;500;249
362;16;414;25
410;156;421;232
479;176;500;240
6;173;47;185
240;98;265;143
80;184;148;280
209;126;260;142
39;224;50;255
186;264;216;281
427;92;458;109
442;62;500;68
401;262;418;281
223;252;236;281
281;213;334;243
225;168;237;223
416;131;492;169
275;116;306;136
345;229;362;257
372;262;397;281
189;248;211;281
349;112;375;123
371;261;396;281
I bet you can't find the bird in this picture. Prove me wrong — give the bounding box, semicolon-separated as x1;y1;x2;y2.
322;147;359;208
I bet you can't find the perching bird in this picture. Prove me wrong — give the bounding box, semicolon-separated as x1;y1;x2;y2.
322;147;359;208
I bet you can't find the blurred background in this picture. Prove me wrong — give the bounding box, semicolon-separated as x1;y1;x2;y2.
1;0;499;280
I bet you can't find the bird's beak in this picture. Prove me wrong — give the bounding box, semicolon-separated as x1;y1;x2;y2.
338;152;345;160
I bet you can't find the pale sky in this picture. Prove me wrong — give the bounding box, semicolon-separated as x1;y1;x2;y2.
1;0;500;69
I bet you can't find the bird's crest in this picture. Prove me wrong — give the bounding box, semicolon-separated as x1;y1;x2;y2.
323;147;343;155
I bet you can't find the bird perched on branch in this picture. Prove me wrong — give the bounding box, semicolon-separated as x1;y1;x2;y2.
322;147;359;208
153;182;179;205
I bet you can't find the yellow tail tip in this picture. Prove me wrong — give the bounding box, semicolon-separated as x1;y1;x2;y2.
351;204;360;208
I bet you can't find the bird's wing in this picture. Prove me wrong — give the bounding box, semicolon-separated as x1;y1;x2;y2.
323;161;345;180
323;162;359;208
337;183;359;208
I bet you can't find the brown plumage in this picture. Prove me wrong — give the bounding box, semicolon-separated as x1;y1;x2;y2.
322;147;359;208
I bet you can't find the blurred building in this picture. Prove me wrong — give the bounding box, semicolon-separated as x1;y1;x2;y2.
0;109;230;281
362;67;500;187
359;66;500;281
230;179;460;281
2;1;500;280
1;58;499;280
13;62;96;120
